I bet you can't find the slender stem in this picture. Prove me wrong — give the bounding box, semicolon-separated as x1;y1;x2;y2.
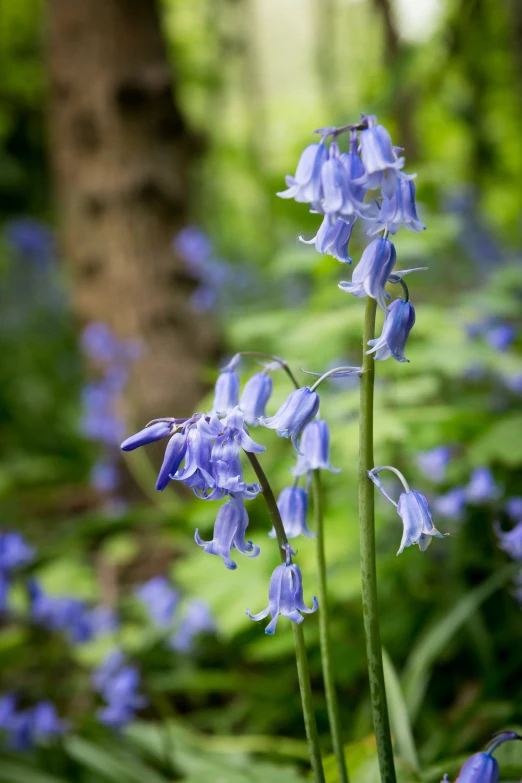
312;470;349;783
237;350;300;389
245;452;325;783
359;297;397;783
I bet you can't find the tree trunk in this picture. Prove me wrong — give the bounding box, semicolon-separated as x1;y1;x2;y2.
46;0;218;425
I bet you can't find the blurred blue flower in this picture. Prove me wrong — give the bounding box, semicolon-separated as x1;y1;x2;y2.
300;215;355;264
195;495;260;570
5;219;55;266
505;497;522;522
367;298;415;362
376;177;425;235
417;446;452;484
0;573;10;612
339;237;396;310
170;599;215;652
32;702;67;740
247;562;318;634
495;521;522;561
0;694;16;730
174;226;213;269
433;487;466;519
136;576;179;628
486;324;515;351
269;486;314;539
262;387;320;451
0;696;66;751
293;420;339;476
28;580;116;644
465;467;500;503
277;143;329;205
0;532;34;573
503;373;522;393
213;370;240;415
90;461;119;493
240;372;273;426
93;650;146;731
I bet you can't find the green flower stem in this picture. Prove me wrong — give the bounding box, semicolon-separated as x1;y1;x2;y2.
245;451;325;783
311;469;349;783
359;297;397;783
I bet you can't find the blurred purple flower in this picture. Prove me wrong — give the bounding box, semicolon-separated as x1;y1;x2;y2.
495;521;522;561
505;497;522;522
465;467;500;504
486;324;515;351
93;650;146;731
416;446;452;483
5;219;55;266
136;576;179;628
433;487;466;519
170;599;215;652
28;580;116;644
0;532;34;573
90;461;119;493
174;227;213;270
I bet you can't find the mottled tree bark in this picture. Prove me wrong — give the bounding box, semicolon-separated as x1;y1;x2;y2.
46;0;218;425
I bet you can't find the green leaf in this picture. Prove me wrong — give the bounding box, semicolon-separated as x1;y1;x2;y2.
382;648;420;774
401;565;516;721
0;762;67;783
64;736;168;783
469;414;522;466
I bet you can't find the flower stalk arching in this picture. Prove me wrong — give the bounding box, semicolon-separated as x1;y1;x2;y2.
245;451;325;783
359;298;397;783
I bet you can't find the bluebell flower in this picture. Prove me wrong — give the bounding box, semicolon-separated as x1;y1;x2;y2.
262;387;320;451
359;119;404;175
246;562;318;634
81;323;117;364
268;486;314;539
91;461;119;493
293;420;339;476
465;467;500;503
339;237;396;310
277;143;329;204
121;420;175;451
453;752;498;783
7;710;34;751
195;495;260;569
0;532;34;573
92;650;125;692
300;215;355;263
156;431;188;491
397;490;446;554
486;323;515;351
28;580;112;644
433;488;466;519
505;497;522;521
213;370;240;415
5;218;55;265
174;226;213;268
240;372;273;425
136;576;179;627
170;599;215;652
495;521;522;561
376;177;425;234
0;693;16;730
417;446;452;483
367;298;415;362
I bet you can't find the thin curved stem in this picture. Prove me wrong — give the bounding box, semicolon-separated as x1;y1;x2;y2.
312;470;349;783
245;452;325;783
359;298;397;783
237;350;300;389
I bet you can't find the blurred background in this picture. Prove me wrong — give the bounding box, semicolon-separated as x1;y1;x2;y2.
0;0;521;780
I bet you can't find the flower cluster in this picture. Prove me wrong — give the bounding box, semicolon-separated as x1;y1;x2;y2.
92;650;147;730
0;695;66;751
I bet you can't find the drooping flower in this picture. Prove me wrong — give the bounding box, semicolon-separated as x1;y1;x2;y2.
453;752;498;783
339;237;396;310
293;420;339;476
359;119;404;176
247;561;318;634
397;490;446;554
377;177;425;234
262;387;320;451
239;372;273;425
433;487;466;519
135;576;179;627
366;298;415;362
417;446;452;483
495;521;522;561
170;599;215;652
277;143;329;204
195;495;260;570
213;369;240;415
155;431;188;491
319;141;375;220
300;215;355;263
466;467;500;503
269;486;314;539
